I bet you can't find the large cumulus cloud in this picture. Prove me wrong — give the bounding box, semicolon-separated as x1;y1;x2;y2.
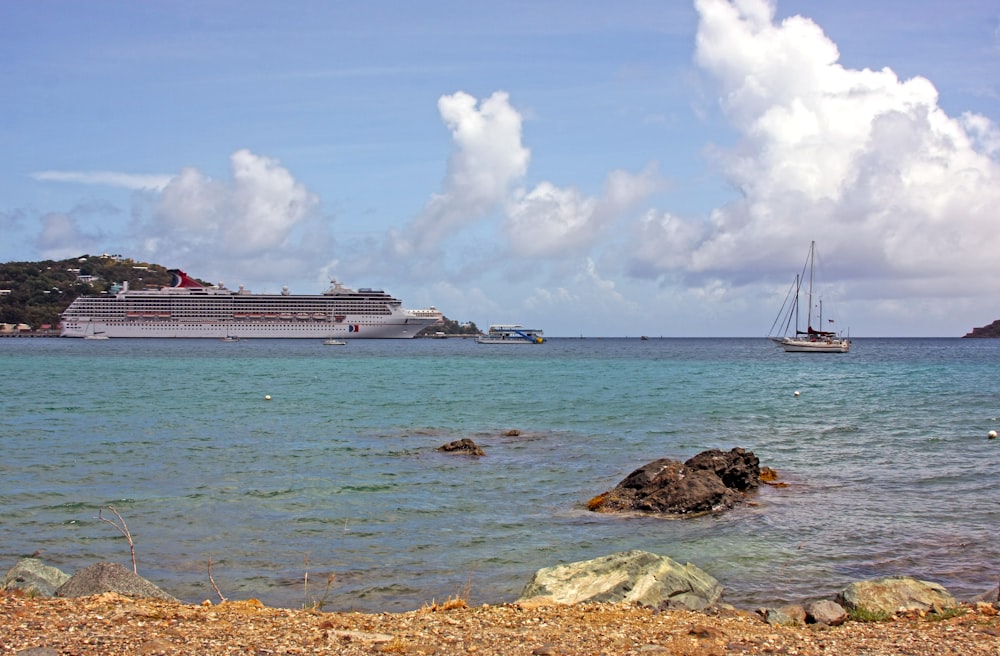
628;0;1000;303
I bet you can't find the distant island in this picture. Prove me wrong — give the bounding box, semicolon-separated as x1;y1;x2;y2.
963;320;1000;338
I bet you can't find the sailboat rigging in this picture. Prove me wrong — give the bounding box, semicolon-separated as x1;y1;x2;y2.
769;241;850;353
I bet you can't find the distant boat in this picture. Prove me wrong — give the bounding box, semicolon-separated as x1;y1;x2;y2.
221;335;240;342
82;324;110;340
476;324;545;344
323;338;347;346
768;241;850;353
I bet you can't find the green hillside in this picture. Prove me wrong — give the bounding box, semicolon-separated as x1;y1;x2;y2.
0;255;173;328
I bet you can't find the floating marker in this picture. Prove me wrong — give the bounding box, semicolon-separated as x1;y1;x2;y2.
989;430;997;439
265;395;271;401
793;390;800;397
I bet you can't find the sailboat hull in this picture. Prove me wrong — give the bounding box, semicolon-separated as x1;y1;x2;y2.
774;337;850;353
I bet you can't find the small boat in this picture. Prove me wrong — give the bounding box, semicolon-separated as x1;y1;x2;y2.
221;334;240;342
768;241;850;353
83;325;110;340
323;338;347;346
476;324;545;344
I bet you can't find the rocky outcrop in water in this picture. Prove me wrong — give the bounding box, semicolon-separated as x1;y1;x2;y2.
963;320;1000;338
437;438;485;456
517;550;723;611
587;448;760;516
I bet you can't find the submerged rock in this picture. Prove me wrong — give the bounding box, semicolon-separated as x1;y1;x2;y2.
518;549;723;611
437;438;485;456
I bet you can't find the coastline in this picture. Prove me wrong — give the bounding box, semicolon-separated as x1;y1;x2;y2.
4;591;1000;655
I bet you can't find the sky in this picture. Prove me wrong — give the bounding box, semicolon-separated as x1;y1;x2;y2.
2;0;999;337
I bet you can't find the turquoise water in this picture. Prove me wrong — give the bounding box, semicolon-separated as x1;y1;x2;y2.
1;337;998;611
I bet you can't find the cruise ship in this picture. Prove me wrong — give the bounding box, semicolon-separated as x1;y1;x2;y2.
60;270;444;339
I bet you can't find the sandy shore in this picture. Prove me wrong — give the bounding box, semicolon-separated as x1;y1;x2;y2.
3;591;1000;655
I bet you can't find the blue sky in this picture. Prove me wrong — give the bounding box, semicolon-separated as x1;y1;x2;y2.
2;0;999;337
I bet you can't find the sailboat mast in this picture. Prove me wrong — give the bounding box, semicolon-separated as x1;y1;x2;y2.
794;274;800;334
806;240;815;331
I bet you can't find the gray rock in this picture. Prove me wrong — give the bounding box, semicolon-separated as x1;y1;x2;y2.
805;599;847;626
15;648;60;656
836;576;956;615
54;562;177;601
518;549;723;611
1;558;70;597
762;605;806;627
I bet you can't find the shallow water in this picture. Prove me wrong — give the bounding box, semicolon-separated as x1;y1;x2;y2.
1;337;998;611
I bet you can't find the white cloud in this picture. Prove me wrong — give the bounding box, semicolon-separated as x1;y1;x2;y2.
31;170;173;191
506;165;662;258
388;91;530;258
36;212;102;259
625;0;1000;304
131;149;324;285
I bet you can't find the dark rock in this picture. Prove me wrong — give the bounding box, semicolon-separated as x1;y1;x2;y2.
685;447;760;491
589;448;760;516
963;319;1000;338
437;438;485;456
1;558;70;597
54;562;177;601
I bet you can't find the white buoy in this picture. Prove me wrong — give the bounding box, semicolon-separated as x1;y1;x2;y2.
793;390;800;397
989;430;998;439
265;394;271;401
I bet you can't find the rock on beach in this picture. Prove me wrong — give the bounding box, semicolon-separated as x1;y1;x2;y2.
518;549;723;610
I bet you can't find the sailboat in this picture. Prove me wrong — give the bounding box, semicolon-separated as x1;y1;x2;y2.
82;323;110;340
768;241;850;353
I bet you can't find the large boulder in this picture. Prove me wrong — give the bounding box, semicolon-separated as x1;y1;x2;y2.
517;550;723;611
1;558;70;596
55;562;177;601
836;576;956;615
588;448;760;516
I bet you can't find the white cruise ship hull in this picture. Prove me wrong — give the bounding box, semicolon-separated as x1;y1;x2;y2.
60;271;443;339
61;318;433;339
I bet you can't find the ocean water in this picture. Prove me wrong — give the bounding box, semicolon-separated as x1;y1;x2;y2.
1;337;998;612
